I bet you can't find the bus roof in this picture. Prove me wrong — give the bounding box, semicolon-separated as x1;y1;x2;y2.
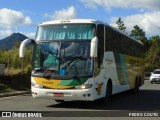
112;27;144;45
39;19;103;25
105;24;144;45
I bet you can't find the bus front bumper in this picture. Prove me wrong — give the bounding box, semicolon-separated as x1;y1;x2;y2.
31;87;94;101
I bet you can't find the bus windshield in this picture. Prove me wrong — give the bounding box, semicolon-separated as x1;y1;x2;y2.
36;24;95;40
33;41;92;77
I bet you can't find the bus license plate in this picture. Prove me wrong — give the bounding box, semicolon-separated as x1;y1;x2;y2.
53;93;64;97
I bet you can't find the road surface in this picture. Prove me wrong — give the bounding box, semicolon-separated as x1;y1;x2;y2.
0;80;160;119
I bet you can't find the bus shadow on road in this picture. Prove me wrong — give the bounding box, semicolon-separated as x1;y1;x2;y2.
47;90;160;111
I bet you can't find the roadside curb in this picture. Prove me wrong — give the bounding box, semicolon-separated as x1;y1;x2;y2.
0;91;31;98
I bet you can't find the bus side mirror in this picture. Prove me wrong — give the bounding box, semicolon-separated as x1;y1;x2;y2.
90;37;98;58
19;39;35;58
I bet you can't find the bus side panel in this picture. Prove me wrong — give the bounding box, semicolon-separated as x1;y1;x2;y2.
103;51;144;94
125;55;145;88
103;51;130;95
92;69;108;100
112;52;144;90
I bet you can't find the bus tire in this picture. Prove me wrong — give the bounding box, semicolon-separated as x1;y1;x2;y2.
55;100;64;103
100;81;112;104
132;79;139;94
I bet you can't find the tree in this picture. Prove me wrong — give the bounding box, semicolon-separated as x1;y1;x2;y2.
116;17;126;32
146;35;160;50
145;39;160;71
130;25;150;51
12;41;21;49
0;47;32;69
149;35;160;42
130;25;146;41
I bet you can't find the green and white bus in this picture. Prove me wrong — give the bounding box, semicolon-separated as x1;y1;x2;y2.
19;19;145;103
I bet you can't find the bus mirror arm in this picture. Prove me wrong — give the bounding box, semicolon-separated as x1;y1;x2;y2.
90;36;98;58
19;38;35;58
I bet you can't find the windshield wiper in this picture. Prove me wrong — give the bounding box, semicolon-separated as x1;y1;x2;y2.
33;67;43;74
43;74;51;79
33;67;57;78
43;69;57;78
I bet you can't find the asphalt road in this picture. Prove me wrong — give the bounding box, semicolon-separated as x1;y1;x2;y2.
0;80;160;119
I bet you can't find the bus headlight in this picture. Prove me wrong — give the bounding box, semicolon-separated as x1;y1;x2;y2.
76;84;92;89
31;82;43;88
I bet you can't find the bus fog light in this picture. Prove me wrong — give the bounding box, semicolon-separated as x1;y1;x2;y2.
32;92;37;95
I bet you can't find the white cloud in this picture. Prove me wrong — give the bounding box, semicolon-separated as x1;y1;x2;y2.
0;8;32;29
80;0;160;36
80;0;160;11
0;29;13;38
79;0;99;9
110;11;160;36
23;32;36;39
139;9;145;13
0;8;33;39
45;6;77;20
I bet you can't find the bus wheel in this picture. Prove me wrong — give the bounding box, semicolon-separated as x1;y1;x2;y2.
132;80;139;94
100;81;112;104
55;100;64;103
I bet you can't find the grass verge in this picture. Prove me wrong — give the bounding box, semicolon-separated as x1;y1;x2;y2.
0;68;31;93
0;84;15;93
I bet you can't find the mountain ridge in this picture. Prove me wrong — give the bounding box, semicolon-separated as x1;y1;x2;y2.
0;33;28;50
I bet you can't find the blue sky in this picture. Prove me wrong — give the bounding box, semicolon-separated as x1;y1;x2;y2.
0;0;160;39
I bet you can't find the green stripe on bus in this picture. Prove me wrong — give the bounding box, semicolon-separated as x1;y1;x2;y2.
119;54;129;84
58;78;87;86
114;53;128;85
